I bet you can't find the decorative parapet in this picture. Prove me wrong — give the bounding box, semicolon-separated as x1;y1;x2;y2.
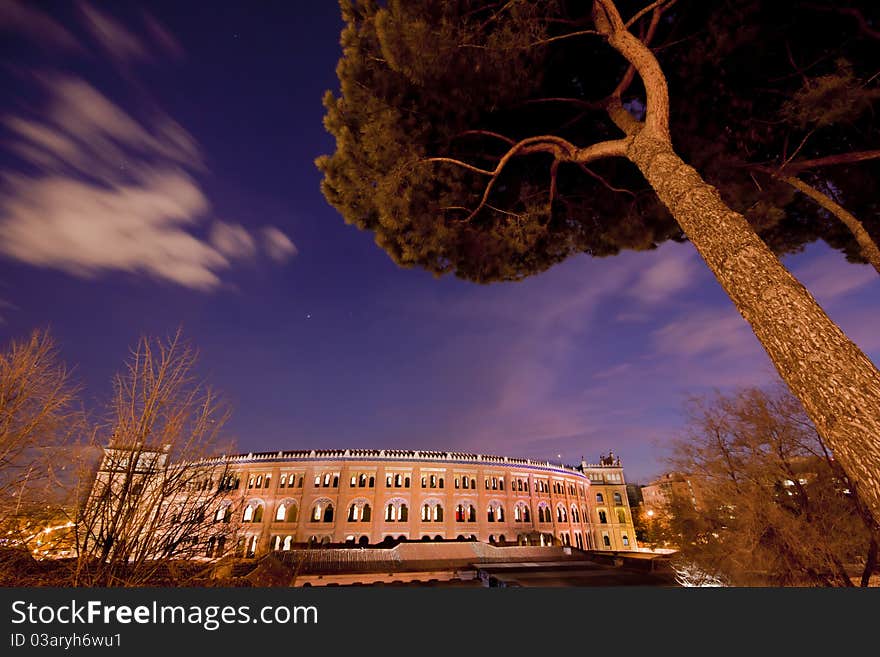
189;448;589;476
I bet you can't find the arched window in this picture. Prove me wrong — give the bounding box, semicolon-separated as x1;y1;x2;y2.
572;505;579;523
399;504;408;522
617;508;627;524
439;477;444;489
404;476;411;488
395;473;402;487
467;505;476;523
596;493;604;503
470;478;476;489
362;504;371;522
497;505;504;522
276;504;287;522
322;503;334;523
386;504;396;521
434;504;443;522
332;475;339;488
514;505;522;522
499;478;504;491
350;475;357;487
421;476;427;488
557;506;567;522
286;504;298;523
487;506;495;522
455;504;465;522
462;477;469;489
369;476;375;488
455;477;460;489
622;535;630;547
430;475;437;488
272;535;281;551
422;504;431;521
348;504;359;522
613;492;623;505
323;473;331;487
359;474;367;487
280;474;287;488
386;475;392;487
599;510;607;524
314;475;321;487
243;502;263;523
282;536;292;551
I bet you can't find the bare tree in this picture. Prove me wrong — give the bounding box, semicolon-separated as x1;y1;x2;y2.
74;331;239;586
663;386;879;586
0;329;81;571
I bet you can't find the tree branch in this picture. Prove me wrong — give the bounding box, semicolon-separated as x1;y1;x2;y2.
782;149;880;174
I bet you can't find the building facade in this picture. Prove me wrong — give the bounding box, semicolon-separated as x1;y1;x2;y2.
202;448;637;558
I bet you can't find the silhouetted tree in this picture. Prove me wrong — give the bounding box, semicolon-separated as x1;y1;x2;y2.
74;331;238;586
0;329;82;573
318;0;880;524
664;387;879;586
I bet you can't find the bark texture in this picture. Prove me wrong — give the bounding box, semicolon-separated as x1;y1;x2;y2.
627;131;880;523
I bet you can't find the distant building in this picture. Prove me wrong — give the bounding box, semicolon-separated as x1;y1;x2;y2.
88;447;639;559
641;472;703;518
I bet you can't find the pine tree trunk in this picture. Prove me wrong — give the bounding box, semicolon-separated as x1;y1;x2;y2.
626;131;880;524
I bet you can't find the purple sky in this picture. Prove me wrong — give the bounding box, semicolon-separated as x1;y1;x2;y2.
1;1;878;484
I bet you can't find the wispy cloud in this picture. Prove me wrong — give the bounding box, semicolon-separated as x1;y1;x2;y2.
0;20;296;289
79;2;150;64
0;0;82;52
793;251;876;301
629;247;697;304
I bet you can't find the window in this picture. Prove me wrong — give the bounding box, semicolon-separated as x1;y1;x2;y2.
596;493;604;503
323;504;334;522
280;474;287;488
439;477;444;489
421;476;427;489
617;508;626;524
243;503;263;523
395;474;403;487
264;475;271;488
462;477;469;489
599;510;607;524
350;475;357;487
622;535;630;547
359;474;367;488
348;504;359;522
276;504;287;522
248;475;255;489
386;475;393;487
603;533;611;547
434;504;443;522
454;477;460;489
613;492;623;505
361;504;371;522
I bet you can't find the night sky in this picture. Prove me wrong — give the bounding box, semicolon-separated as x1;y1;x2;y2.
1;1;878;483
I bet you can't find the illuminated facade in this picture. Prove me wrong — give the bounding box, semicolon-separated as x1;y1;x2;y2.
203;449;638;558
